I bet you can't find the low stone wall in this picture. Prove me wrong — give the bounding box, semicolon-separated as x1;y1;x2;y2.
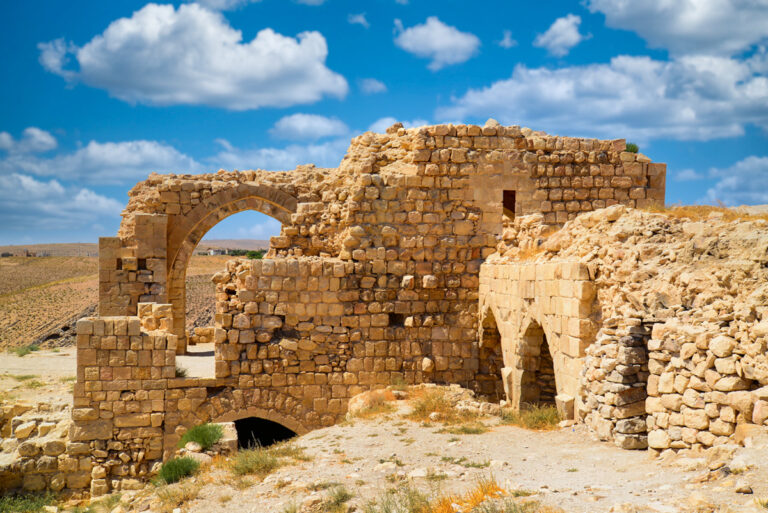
646;319;768;452
581;318;651;449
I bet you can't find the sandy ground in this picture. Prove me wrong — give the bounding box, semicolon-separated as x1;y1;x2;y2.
177;343;216;378
2;351;768;512
0;343;216;382
184;403;768;513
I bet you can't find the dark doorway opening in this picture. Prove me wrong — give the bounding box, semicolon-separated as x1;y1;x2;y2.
234;417;296;449
477;309;504;401
520;322;556;406
503;190;516;220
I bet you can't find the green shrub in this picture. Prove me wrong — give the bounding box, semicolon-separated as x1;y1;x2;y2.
361;485;430;513
230;441;308;477
178;423;223;450
231;447;281;477
0;493;54;513
500;404;560;430
625;142;639;153
12;346;31;357
156;457;199;484
324;486;354;513
174;366;188;378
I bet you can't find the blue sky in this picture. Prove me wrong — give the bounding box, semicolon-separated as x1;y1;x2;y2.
1;0;767;245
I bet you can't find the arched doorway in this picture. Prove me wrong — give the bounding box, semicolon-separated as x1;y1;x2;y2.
476;308;504;401
234;417;297;449
519;321;556;406
165;186;295;352
175;210;280;376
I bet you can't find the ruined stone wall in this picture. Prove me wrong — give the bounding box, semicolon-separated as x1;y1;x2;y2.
486;205;768;452
100;122;665;351
646;319;768;452
478;261;598;418
0;123;670;496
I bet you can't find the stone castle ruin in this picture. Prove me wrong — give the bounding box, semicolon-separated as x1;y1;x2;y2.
22;119;768;498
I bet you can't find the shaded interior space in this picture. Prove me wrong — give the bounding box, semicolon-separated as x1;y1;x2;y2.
235;417;297;449
502;190;516;222
476;310;505;401
520;321;556;407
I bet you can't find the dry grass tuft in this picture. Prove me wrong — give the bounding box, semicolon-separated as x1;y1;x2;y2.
350;392;397;419
229;441;310;478
500;405;560;431
155;481;202;513
406;389;482;425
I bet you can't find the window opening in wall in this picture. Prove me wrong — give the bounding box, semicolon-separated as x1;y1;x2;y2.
177;210;281;379
235;417;297;449
389;313;405;327
503;190;516;220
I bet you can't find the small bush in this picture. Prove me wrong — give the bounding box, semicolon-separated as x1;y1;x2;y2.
406;389;453;422
438;423;488;435
11;346;32;357
625;142;639;153
0;493;55;513
178;423;223;450
155;481;202;511
231;442;310;478
361;485;430;513
500;404;560;430
9;374;36;381
156;457;199;484
324;486;354;513
231;447;280;477
174;366;188;378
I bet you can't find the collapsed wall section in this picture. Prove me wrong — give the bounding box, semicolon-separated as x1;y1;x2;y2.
646;319;768;451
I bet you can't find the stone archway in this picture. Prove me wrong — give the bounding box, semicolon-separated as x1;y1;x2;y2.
212;407;310;437
517;320;556;406
476;307;504;400
164;184;298;343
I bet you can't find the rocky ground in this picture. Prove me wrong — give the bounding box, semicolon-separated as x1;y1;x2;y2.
3;382;768;513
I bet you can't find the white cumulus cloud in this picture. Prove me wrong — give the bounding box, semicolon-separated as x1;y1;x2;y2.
193;0;259;10
38;3;348;110
705;156;768;205
438;54;768;142
0;174;123;238
586;0;768;56
499;30;517;49
269;113;349;140
0;127;57;154
0;129;202;184
348;13;370;28
359;78;387;94
533;14;587;57
394;17;480;71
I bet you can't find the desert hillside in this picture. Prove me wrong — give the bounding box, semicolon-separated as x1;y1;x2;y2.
0;254;234;349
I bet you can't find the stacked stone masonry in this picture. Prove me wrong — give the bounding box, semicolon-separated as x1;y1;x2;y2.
3;122;674;496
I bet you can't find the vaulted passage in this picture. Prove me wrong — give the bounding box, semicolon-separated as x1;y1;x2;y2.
536;336;556;405
476;309;504;401
234;417;297;449
520;322;556;406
